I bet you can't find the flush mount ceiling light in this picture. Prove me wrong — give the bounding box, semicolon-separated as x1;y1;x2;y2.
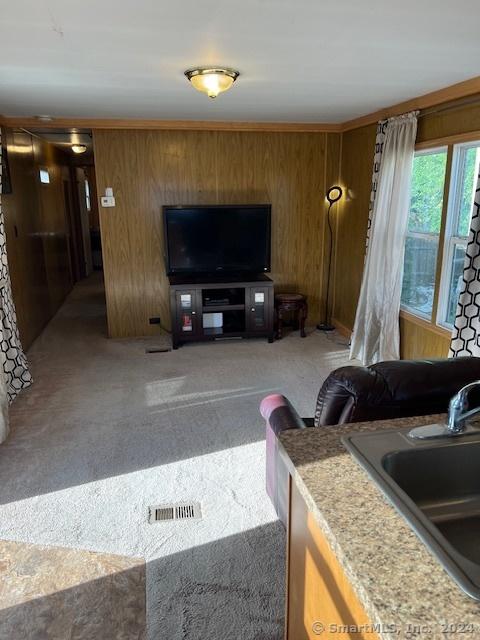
71;144;87;154
184;67;240;99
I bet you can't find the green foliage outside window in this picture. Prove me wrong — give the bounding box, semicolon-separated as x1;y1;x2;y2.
408;151;447;234
458;147;478;237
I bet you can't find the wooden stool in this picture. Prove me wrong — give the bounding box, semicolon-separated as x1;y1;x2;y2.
274;293;308;339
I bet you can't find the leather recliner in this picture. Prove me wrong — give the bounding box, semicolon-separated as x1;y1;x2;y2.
261;357;480;525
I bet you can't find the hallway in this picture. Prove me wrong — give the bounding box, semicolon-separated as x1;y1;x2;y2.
1;274;353;639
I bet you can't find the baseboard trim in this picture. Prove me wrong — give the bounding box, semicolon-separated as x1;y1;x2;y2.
332;318;352;339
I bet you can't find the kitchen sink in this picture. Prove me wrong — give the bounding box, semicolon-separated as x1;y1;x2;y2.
342;427;480;600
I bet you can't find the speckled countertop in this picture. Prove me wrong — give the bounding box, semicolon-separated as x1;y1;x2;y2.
279;415;480;640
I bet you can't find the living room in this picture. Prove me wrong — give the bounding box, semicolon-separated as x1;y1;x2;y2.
1;2;480;639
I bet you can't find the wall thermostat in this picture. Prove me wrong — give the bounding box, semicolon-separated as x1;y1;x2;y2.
101;187;116;207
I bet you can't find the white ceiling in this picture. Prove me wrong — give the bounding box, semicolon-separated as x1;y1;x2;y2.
1;0;479;123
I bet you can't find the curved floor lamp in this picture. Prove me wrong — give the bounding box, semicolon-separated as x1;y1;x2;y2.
317;185;343;332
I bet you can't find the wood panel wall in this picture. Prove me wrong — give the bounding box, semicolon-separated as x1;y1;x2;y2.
332;125;376;332
93;129;340;338
399;314;450;359
2;129;73;349
416;100;480;144
332;98;480;359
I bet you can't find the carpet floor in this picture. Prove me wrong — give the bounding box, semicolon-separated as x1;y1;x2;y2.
0;274;354;639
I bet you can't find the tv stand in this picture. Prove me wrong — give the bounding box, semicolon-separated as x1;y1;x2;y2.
168;274;274;349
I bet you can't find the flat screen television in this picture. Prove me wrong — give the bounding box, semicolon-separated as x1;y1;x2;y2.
163;204;271;275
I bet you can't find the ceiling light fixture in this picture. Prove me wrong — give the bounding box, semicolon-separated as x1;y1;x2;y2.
71;144;87;154
184;67;240;99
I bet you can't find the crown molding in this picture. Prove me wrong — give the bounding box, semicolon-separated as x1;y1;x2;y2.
340;75;480;132
0;116;342;133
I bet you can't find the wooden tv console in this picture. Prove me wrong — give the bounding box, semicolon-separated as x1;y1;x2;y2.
168;274;274;349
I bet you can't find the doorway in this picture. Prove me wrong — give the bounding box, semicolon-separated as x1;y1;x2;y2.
27;127;103;284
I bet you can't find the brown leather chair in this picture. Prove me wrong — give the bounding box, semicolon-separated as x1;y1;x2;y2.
261;357;480;525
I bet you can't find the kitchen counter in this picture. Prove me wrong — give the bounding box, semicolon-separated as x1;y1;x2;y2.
279;414;480;639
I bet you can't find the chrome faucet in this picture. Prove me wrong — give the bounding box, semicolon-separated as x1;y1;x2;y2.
409;380;480;440
447;381;480;433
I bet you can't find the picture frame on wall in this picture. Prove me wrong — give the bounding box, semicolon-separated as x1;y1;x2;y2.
1;138;12;195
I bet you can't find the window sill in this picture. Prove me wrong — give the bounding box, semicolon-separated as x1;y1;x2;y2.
399;309;452;339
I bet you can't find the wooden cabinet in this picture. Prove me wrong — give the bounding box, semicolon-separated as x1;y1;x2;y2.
246;285;274;334
173;289;202;338
286;479;379;640
169;275;274;349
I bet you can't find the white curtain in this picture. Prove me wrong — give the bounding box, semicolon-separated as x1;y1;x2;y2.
350;112;418;365
449;169;480;357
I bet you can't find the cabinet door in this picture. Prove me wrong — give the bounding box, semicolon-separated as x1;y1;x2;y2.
287;480;379;640
176;290;200;336
247;286;272;332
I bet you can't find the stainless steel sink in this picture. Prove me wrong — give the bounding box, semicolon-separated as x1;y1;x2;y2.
342;427;480;600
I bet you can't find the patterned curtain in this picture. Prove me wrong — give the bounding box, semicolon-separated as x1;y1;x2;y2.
365;119;389;255
449;169;480;357
0;130;33;403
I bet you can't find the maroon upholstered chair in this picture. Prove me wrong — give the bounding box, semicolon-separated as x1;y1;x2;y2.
260;394;306;526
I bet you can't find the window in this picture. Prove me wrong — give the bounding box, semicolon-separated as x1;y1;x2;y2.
84;179;91;212
401;140;480;329
437;143;480;328
401;148;447;319
39;168;50;184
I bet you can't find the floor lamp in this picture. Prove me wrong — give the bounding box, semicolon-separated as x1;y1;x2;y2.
317;185;343;332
